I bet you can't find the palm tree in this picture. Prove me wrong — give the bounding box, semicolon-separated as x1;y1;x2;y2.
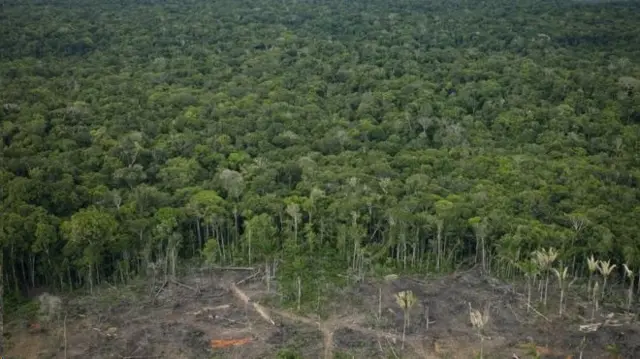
592;281;600;319
623;264;634;311
586;255;598;298
469;216;489;273
380;274;398;322
552;266;569;316
517;257;539;312
597;259;616;300
534;247;558;307
395;290;417;349
285;202;301;244
469;302;489;359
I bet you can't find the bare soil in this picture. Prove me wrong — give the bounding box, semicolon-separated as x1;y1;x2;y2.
5;267;640;358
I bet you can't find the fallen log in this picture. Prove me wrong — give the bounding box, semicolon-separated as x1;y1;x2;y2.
228;283;275;325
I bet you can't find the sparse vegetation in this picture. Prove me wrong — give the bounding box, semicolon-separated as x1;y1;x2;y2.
394;290;417;350
623;264;634;310
551;265;569;316
468;302;489;359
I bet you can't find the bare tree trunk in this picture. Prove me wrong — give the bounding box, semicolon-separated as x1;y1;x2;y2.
88;265;93;294
196;218;202;250
401;315;406;350
266;262;271;293
297;276;302;311
248;228;252;265
234;206;239;242
30;253;36;288
436;221;443;272
480;235;487;272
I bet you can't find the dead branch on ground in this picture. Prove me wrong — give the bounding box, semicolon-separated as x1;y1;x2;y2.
153;280;167;299
170;278;199;293
202;266;256;271
236;270;262;285
228;283;275;325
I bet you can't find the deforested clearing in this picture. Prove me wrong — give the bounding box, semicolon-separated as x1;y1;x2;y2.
5;267;640;358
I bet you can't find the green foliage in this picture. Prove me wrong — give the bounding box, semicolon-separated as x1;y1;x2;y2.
1;0;639;305
3;292;39;323
275;348;303;359
202;237;220;265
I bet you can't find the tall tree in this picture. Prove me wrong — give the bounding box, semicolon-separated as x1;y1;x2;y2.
61;207;118;293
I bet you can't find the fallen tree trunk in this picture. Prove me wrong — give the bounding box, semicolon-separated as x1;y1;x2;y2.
228;283;275;325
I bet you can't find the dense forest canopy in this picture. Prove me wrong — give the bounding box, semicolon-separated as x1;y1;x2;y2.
1;0;639;303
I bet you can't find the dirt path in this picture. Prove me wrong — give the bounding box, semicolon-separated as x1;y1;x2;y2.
226;281;427;359
322;327;334;359
267;307;335;359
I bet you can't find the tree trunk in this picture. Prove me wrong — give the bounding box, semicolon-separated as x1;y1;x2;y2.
204;219;209;240
196;218;202;249
20;255;28;288
248;228;252;265
29;253;36;288
402;234;407;269
436;221;443;272
266;262;271;292
67;264;73;291
96;262;101;286
401;315;407;350
481;236;487;272
544;273;549;306
216;222;226;263
352;237;358;271
526;275;531;312
88;265;93;294
234;206;239;242
297;276;301;311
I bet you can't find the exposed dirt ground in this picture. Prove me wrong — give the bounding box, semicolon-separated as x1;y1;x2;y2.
5;267;640;358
